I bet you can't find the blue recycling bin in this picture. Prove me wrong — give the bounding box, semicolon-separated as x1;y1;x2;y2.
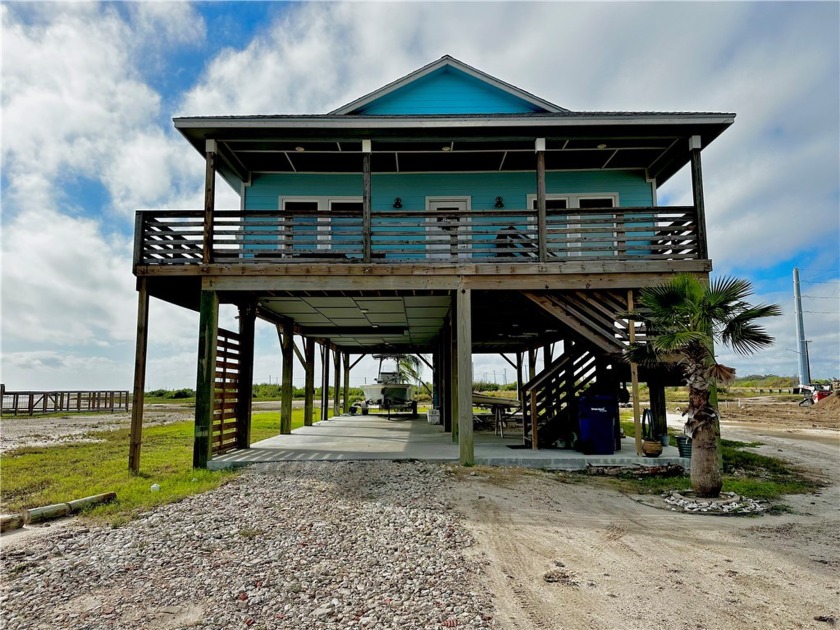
578;395;617;455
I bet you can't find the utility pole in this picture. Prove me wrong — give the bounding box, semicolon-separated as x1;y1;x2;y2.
793;268;811;386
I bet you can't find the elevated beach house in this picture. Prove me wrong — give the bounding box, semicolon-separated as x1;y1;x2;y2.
128;56;733;470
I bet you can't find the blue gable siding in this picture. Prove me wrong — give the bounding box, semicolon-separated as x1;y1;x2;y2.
245;171;652;210
355;68;544;115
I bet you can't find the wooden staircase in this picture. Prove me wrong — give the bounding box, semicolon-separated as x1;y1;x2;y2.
522;290;648;355
519;289;650;449
521;344;598;448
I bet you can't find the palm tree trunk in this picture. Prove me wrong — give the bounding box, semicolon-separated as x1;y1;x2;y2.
687;384;723;497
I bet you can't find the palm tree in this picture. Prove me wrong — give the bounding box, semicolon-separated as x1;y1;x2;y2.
396;354;422;385
627;274;781;497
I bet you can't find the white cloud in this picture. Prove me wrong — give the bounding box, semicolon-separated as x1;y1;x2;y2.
0;3;215;390
1;208;135;346
1;2;210;218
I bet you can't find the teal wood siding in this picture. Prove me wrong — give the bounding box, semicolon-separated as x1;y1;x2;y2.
245;171;652;210
356;68;543;115
244;171;653;260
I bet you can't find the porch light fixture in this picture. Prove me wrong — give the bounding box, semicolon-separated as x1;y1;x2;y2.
596;143;607;149
295;146;305;152
441;145;452;151
392;197;403;208
495;196;504;208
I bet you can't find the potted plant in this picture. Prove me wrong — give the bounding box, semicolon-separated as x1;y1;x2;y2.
641;409;663;457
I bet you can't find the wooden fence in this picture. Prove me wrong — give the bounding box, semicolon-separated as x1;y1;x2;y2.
0;385;130;416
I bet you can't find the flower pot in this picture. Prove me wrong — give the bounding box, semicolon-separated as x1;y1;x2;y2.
642;439;663;458
676;435;692;458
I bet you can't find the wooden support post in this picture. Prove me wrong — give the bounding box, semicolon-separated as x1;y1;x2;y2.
528;347;537;382
627;289;643;456
303;338;315;426
689;136;709;259
362;140;372;263
536;138;547;262
235;301;256;448
279;323;294;434
333;347;341;416
649;378;667;440
516;351;525;418
456;288;474;465
440;321;451;432
449;299;459;443
321;343;330;421
128;279;149;473
193;290;219;469
202;140;217;264
530;391;538;450
343;353;351;414
543;342;553;365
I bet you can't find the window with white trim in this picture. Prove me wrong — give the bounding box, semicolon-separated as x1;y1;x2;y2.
279;196;362;254
528;194;619;257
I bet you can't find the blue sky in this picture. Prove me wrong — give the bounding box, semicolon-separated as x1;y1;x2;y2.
2;1;838;391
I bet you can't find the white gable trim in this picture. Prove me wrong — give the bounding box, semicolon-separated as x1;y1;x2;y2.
329;55;567;115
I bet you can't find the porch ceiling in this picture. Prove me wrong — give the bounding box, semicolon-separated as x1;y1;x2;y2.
259;293;451;350
255;290;572;354
175;113;734;187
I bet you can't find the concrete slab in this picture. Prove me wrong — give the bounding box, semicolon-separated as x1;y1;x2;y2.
209;413;690;471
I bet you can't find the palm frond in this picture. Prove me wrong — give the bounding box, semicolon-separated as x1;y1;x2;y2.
623;342;673;368
706;363;736;385
651;330;707;352
725;323;777;355
720;304;781;355
709;276;753;305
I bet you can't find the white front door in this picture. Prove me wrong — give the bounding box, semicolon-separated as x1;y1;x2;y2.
426;197;470;260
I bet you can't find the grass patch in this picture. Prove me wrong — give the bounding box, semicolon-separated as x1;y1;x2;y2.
594;434;821;501
0;407;315;524
143;397;195;406
0;422;237;525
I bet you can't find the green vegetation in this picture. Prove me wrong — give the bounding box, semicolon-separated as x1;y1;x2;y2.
596;432;820;502
146;388;195;400
0;408;310;524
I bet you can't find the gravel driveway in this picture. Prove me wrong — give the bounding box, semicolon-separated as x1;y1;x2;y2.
1;461;494;629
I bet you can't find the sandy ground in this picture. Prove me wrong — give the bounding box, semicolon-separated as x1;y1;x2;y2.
451;399;839;630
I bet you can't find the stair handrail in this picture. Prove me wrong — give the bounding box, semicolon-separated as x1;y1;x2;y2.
522;352;571;394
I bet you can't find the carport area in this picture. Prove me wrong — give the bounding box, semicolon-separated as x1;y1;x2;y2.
207;412;689;470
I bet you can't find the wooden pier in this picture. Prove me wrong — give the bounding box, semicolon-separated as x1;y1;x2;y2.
0;385;130;416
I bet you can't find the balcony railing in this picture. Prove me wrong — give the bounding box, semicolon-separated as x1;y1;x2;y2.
134;206;701;267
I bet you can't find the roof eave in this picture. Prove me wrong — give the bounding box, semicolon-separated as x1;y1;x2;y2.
174;113;735;130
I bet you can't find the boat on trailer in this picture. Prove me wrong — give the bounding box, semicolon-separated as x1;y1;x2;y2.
361;355;417;413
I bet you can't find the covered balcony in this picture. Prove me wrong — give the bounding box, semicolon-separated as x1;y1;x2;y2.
134;204;703;270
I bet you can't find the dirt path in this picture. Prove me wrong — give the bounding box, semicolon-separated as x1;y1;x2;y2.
452;405;839;630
